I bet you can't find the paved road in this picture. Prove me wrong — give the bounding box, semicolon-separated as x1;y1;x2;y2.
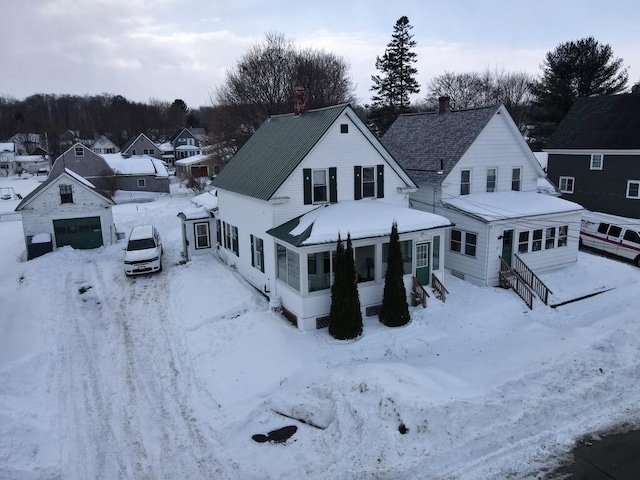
552;429;640;479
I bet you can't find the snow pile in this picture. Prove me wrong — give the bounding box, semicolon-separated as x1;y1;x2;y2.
1;174;640;479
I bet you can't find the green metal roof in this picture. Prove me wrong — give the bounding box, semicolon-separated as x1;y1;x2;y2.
212;104;349;200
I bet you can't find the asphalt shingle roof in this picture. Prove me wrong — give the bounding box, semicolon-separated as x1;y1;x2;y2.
211;104;349;201
545;92;640;150
382;105;500;184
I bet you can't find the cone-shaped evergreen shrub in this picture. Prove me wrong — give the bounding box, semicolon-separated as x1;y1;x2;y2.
379;222;410;327
329;233;363;340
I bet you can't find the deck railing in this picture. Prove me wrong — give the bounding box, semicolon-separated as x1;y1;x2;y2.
431;273;449;302
499;256;533;309
412;277;429;308
512;255;553;305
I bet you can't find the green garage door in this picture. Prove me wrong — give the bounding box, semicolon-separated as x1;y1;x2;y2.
53;217;103;249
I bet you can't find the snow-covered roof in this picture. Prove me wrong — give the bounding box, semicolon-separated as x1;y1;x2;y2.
175;154;208;166
537;177;560;196
274;200;452;246
0;143;15;152
180;206;212;220
158;142;173;152
64;168;96;189
15;155;47;163
582;209;640;228
176;145;200;151
533;152;548;170
101;154;168;177
444;191;583;222
190;190;218;210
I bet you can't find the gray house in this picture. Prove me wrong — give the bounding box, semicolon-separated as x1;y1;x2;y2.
51;143;169;194
545;87;640;218
121;133;163;160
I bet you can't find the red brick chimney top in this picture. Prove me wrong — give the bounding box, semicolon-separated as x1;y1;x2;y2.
293;86;307;116
438;96;451;114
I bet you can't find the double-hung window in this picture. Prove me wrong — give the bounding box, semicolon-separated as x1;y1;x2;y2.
195;223;210;249
450;229;477;257
486;168;497;192
518;231;529;254
460;170;470;195
626;180;640;199
559;176;575;194
545;227;556;249
511;167;522;191
312;169;328;203
590;154;603;170
223;222;238;256
59;184;73;204
362;167;376;198
532;229;543;251
250;235;264;272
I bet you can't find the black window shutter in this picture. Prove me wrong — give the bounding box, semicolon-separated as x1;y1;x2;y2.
303;168;312;205
354;166;362;200
329;167;337;203
250;235;255;267
377;164;384;198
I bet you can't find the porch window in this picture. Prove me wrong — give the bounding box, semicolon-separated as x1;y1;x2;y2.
545;227;556;249
307;251;331;292
194;222;210;249
511;167;522;191
626;180;640;199
532;229;543;251
558;225;568;247
590;154;603;170
460;169;470;195
59;184;73;204
312;169;328;203
355;245;375;283
450;229;462;252
382;240;412;275
486;168;497;192
277;244;300;291
518;231;529;254
559;176;575;194
250;235;264;272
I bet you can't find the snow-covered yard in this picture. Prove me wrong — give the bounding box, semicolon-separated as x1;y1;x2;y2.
1;174;640;479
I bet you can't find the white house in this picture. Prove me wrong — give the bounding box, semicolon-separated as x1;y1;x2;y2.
383;99;584;295
15;168;116;259
212;101;452;331
0;142;15;176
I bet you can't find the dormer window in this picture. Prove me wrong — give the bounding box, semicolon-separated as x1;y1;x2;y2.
590;154;603;170
59;184;73;203
74;147;84;156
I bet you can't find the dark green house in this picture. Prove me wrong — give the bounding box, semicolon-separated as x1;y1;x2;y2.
545;86;640;218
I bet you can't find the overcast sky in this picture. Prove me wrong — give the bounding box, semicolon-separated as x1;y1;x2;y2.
2;0;639;109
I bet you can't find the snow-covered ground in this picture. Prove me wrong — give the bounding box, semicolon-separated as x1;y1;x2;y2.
1;174;640;479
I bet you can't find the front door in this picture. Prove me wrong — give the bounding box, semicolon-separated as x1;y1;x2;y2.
501;229;514;266
415;242;430;286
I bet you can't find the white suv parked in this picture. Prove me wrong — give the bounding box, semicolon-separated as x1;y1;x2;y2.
124;225;163;276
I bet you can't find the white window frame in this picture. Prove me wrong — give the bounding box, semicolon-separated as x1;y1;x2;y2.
460;169;471;195
559;176;575;194
74;146;84;156
194;222;211;249
450;229;477;257
312;168;328;204
251;235;264;272
361;166;376;198
626;180;640;199
486;167;497;192
590;154;603;170
137;178;146;188
511;167;522;191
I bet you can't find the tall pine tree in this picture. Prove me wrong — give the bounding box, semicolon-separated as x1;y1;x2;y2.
370;16;420;135
379;222;410;327
329;233;363;340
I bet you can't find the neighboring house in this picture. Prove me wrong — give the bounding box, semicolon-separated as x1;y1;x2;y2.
9;133;45;155
175;153;221;178
383;98;584;289
91;134;120;155
51;143;169;194
167;128;203;161
545;88;640;218
177;190;218;261
0;142;15;175
15;168;116;259
14;154;51;175
120;133;163;160
212;102;452;332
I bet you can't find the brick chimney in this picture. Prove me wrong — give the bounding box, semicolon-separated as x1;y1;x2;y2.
632;83;640;94
438;96;450;114
293;86;307;115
